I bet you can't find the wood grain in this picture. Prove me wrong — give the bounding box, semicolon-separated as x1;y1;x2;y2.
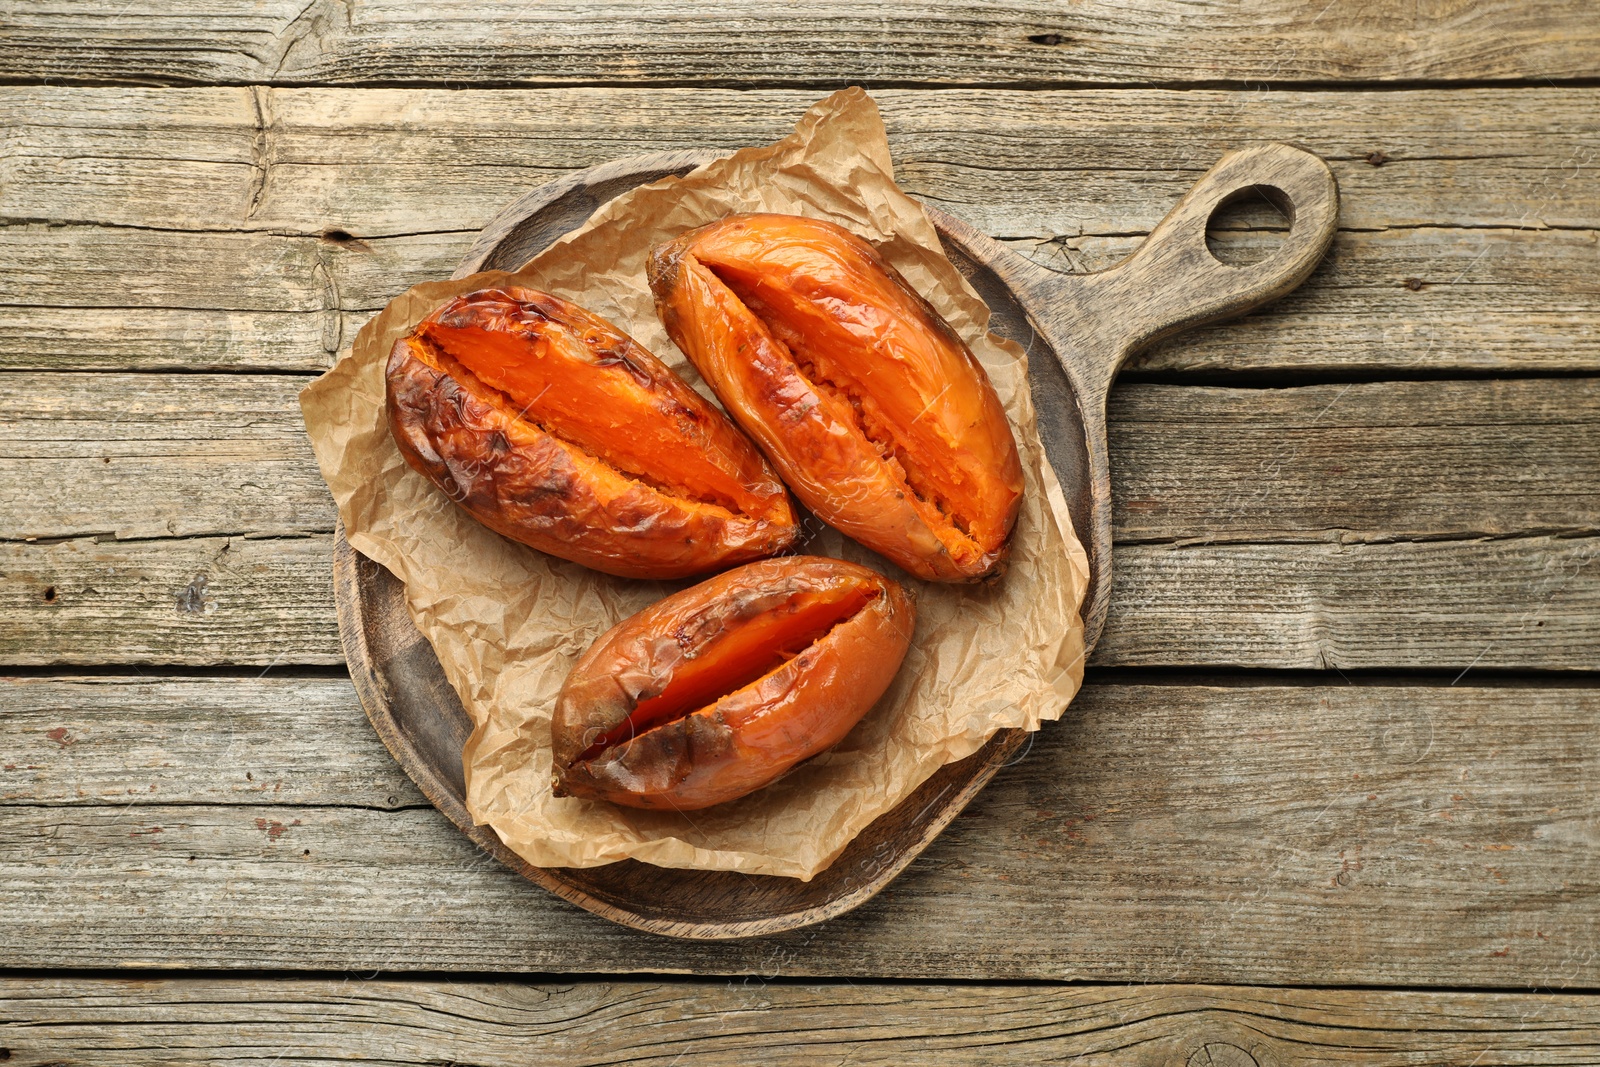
4;0;1596;88
8;373;1594;546
7;225;1592;377
1;373;335;541
1;0;1596;1019
0;675;418;808
3;87;1597;375
8;530;1595;667
1098;534;1600;669
13;226;1596;378
2;676;1597;984
8;87;1594;235
1109;378;1600;543
4;979;1600;1067
4;372;1593;669
0;534;343;666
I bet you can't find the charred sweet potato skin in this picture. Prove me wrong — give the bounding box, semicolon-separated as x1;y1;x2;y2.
649;214;1024;582
552;556;915;811
386;287;798;579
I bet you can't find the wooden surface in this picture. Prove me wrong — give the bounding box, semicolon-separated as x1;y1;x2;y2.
6;87;1600;379
7;1;1599;87
3;0;1599;1058
6;675;1600;984
6;980;1600;1066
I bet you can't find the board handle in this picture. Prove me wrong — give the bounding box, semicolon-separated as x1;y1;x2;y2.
986;142;1337;653
1070;142;1339;404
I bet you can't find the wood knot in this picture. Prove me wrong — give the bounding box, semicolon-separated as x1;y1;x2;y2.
1027;32;1069;45
1366;150;1390;167
1188;1042;1259;1067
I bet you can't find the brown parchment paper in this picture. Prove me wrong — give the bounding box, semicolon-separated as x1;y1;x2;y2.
300;87;1090;880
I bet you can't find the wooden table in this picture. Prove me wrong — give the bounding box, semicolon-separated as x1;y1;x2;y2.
4;3;1599;1061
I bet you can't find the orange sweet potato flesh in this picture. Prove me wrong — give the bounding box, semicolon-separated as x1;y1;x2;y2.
386;287;799;579
649;214;1024;582
551;556;915;811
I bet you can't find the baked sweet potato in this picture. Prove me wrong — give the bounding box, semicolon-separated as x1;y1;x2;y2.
551;555;915;810
387;287;799;579
648;214;1024;582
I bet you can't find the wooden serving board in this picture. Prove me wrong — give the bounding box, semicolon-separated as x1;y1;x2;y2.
334;145;1338;938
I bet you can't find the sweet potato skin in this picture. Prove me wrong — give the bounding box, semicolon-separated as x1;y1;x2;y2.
649;214;1024;582
552;556;915;811
386;287;798;579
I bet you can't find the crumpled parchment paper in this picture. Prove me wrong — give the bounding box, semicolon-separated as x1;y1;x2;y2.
300;87;1089;880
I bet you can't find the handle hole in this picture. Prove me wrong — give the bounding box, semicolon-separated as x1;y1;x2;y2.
1205;184;1293;267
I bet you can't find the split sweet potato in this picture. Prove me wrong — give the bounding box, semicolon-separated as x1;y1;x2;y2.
386;287;799;579
649;214;1024;582
551;555;915;810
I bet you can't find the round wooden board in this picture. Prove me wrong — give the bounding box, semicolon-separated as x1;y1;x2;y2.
333;144;1337;938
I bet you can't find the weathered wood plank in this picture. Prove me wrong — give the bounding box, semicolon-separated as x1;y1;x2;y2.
4;1;1597;88
0;676;418;808
4;978;1600;1066
0;535;344;666
5;86;1597;375
1;373;335;541
2;678;1596;984
59;532;1600;670
1098;534;1600;669
10;87;1599;236
1108;378;1600;543
12;531;1597;670
4;373;1595;668
9;374;1597;544
0;225;431;315
0;306;361;374
7;224;1595;377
